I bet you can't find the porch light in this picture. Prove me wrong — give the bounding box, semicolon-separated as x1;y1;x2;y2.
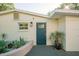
30;18;34;27
30;22;33;27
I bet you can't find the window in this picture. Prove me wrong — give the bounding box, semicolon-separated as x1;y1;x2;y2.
38;24;45;29
14;12;19;20
18;22;28;30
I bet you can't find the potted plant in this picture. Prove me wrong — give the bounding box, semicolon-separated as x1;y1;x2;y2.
50;31;64;50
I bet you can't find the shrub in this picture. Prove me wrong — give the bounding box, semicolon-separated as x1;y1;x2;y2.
20;37;26;46
12;40;21;48
0;40;8;53
0;40;6;50
13;39;26;48
50;31;65;50
7;41;14;48
0;38;27;53
8;38;27;48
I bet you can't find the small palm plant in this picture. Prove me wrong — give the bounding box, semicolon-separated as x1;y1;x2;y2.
50;31;64;50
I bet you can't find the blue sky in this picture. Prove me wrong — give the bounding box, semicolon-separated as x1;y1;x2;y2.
15;3;61;15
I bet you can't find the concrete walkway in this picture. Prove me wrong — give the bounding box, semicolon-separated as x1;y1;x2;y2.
26;45;79;56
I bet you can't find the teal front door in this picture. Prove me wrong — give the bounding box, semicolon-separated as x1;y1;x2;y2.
36;23;46;45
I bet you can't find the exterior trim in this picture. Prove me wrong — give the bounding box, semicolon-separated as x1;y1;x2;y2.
0;9;49;18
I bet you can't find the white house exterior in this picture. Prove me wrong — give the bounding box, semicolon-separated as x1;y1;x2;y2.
0;9;79;51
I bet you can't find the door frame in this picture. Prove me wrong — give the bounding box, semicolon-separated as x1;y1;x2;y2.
36;22;47;45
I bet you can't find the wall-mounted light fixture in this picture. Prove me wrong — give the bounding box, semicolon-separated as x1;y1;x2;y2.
30;22;33;27
30;18;34;27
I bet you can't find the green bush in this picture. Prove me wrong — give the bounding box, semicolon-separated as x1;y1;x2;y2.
12;40;21;48
0;40;9;53
12;38;26;48
20;37;26;46
0;38;27;53
50;31;65;50
7;38;27;49
0;40;6;50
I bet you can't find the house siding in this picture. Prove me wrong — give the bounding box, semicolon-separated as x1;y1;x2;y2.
57;17;66;50
0;12;57;45
0;13;19;41
66;16;79;51
47;19;57;45
1;10;79;51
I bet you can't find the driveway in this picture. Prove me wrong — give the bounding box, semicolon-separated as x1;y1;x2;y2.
26;45;79;56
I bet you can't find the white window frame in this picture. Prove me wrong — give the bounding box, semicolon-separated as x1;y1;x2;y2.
18;22;28;31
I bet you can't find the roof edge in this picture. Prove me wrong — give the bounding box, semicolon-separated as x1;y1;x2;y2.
0;9;49;18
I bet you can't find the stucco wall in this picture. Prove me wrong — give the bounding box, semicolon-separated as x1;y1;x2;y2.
66;16;79;51
47;19;57;45
18;13;48;45
0;13;19;41
57;17;66;50
0;12;57;45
